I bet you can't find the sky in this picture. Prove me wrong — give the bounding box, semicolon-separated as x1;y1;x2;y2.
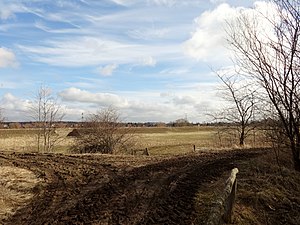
0;0;263;122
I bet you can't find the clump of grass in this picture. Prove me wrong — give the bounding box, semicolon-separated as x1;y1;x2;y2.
233;149;300;225
193;149;300;225
193;172;228;224
0;166;42;222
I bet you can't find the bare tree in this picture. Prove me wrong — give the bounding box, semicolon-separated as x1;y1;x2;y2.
226;0;300;170
0;108;4;124
72;107;136;154
29;86;65;152
214;72;257;146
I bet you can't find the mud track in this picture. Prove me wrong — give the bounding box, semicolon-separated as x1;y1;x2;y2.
0;149;262;225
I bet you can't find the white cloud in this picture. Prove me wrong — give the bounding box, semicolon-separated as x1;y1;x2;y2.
183;3;241;63
160;92;197;105
98;64;118;76
127;27;170;40
0;2;25;20
0;47;18;68
172;95;196;105
57;87;218;122
2;93;25;110
34;20;78;34
59;87;129;108
148;0;207;7
110;0;137;6
183;1;279;65
159;68;189;75
242;1;279;42
0;93;31;121
209;0;226;4
141;56;156;66
110;0;190;7
150;0;176;7
17;36;180;67
0;83;223;122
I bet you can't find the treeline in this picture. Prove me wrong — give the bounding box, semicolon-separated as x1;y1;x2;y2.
0;118;277;129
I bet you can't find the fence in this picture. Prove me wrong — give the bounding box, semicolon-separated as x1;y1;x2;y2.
132;148;149;156
206;168;239;225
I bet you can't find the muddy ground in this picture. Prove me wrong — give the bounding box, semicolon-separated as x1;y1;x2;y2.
0;149;263;225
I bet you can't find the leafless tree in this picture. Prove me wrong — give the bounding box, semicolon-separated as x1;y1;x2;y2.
226;0;300;170
214;72;257;146
72;107;136;154
29;86;65;152
0;109;4;123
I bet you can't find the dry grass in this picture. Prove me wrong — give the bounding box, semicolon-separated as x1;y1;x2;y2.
135;127;268;155
203;145;300;225
193;171;229;224
136;130;214;155
0;127;268;155
0;166;42;222
232;149;300;224
0;128;73;153
192;148;300;225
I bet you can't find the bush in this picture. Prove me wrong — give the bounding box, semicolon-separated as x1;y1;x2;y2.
71;108;136;154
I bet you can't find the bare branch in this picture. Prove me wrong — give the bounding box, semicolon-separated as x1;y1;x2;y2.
226;0;300;170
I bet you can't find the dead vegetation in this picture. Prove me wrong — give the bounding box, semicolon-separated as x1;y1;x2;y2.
0;166;42;221
233;149;300;225
191;148;300;225
0;126;298;224
0;149;261;224
0;148;298;224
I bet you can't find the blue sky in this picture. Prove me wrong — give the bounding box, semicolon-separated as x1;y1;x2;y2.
0;0;260;122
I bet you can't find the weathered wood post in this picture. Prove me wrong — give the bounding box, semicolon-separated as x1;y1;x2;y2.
144;148;149;156
193;145;196;152
206;168;239;225
223;168;239;223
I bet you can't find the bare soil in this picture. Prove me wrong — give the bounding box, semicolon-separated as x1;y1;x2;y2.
0;149;271;224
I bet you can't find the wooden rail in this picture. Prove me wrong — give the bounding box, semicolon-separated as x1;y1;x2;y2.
206;168;239;225
132;148;149;156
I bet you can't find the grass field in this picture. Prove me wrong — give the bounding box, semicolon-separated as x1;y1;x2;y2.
0;127;298;224
0;126;267;155
0;166;41;221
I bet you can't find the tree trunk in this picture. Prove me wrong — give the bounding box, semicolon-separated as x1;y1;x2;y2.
292;145;300;172
239;129;245;146
294;157;300;172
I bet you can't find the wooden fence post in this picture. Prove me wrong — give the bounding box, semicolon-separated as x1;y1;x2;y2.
144;148;149;156
223;168;238;223
206;168;239;225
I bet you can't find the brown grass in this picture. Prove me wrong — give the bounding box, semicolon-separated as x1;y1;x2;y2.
193;171;229;224
0;128;73;153
232;149;300;225
0;167;42;221
0;127;269;155
192;148;300;225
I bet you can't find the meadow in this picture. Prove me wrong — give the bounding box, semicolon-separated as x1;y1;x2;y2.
0;126;299;224
0;126;266;154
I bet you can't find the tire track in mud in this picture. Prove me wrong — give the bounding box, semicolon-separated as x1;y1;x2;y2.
0;150;262;225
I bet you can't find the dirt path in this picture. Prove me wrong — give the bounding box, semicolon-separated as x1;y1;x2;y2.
0;149;262;225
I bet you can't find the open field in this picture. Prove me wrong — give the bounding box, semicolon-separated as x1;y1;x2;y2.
0;128;73;153
0;127;298;224
0;148;298;224
0;149;263;224
0;126;267;154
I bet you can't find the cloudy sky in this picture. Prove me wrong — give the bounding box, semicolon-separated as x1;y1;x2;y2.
0;0;262;122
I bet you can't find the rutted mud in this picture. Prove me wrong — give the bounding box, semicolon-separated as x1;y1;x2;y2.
0;149;262;225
